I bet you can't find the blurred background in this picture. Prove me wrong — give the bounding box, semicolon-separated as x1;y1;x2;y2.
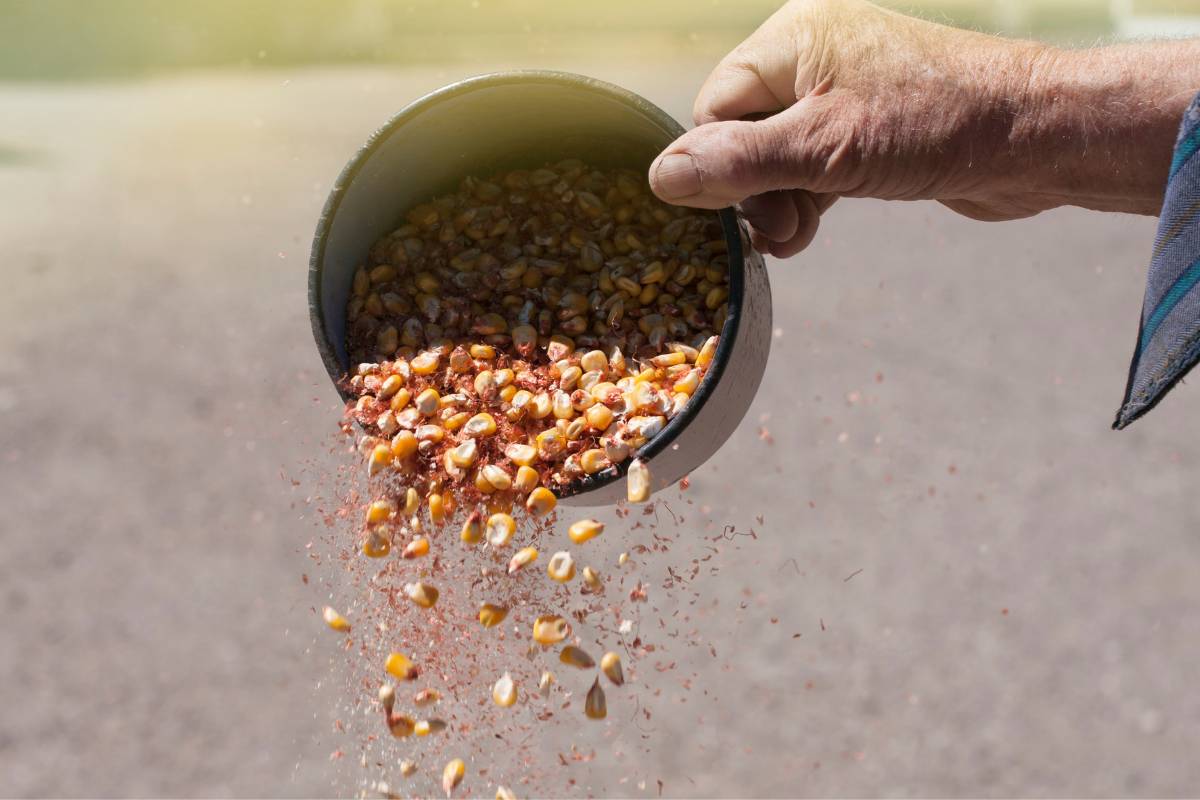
4;0;1200;797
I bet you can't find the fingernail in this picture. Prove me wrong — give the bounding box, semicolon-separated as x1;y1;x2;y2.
653;154;702;199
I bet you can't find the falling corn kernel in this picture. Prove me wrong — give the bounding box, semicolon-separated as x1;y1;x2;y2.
460;511;483;544
362;531;391;559
546;551;576;583
405;581;439;608
582;565;603;593
428;492;447;526
415;718;447;736
568;519;604;544
388;712;416;738
492;672;517;707
496;786;518;800
385;652;418;681
399;760;417;777
366;500;393;525
378;683;396;713
526;486;557;516
512;465;539;493
538;670;556;697
402;537;429;559
600;651;625;685
559;645;595;669
486;513;515;546
508;547;538;575
478;603;508;628
618;551;629;566
442;758;465;798
532;614;570;646
322;606;351;632
627;458;651;503
368;443;393;476
413;688;441;706
585;677;607;720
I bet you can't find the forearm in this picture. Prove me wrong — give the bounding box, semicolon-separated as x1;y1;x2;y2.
1016;40;1200;215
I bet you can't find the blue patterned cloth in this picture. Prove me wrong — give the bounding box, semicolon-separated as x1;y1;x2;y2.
1115;92;1200;429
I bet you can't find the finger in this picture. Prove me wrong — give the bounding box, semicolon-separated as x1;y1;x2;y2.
693;61;787;126
766;191;838;258
739;191;799;243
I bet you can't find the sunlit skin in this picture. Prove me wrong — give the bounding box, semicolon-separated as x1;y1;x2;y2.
649;0;1200;257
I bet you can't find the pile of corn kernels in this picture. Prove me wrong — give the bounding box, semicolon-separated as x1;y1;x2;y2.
325;160;730;797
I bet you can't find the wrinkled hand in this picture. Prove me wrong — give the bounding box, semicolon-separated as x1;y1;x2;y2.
649;0;1188;256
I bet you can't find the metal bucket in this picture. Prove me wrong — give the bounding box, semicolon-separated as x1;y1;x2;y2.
309;70;771;506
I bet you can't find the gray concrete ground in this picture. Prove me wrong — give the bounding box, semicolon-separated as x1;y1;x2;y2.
2;60;1199;797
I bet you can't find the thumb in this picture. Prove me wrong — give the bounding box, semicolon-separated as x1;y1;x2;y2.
648;102;831;209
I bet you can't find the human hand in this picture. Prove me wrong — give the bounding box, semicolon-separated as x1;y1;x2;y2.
649;0;1194;257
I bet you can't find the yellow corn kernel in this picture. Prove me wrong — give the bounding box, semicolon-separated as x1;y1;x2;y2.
322;606;351;632
405;581;439;608
535;428;565;461
473;469;496;495
532;614;571;646
579;349;608;372
600;651;625;685
695;334;718;368
498;384;518;403
368;443;393;476
473;370;497;397
403;486;420;515
378;682;396;713
494;368;514;388
391;430;417;460
513;465;539;493
529;392;553;419
415;424;445;443
585;405;614;433
568;519;604;544
618;551;629;566
460;510;483;544
505;443;537;466
496;786;518;800
379;374;405;400
492;672;517;707
552;391;574;419
388;712;416;738
526;486;557;517
559;645;595;669
449;439;478;468
579;449;609;475
443;411;469;431
627;458;651;503
486;513;515;547
508;546;538;574
469;343;496;359
478;602;509;628
362;531;391;558
389;387;412;412
366;499;394;525
442;758;465;798
385;652;418;681
651;351;687;367
411;351;439;375
414;388;439;416
402;537;429;559
673;367;701;395
415;718;446;737
463;412;497;438
582;565;603;593
481;464;512;491
585;677;607;720
428;492;446;526
413;687;441;706
546;550;576;583
538;670;555;697
399;760;417;777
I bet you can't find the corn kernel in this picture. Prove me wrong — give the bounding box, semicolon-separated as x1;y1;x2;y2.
618;551;629;566
385;652;418;681
585;677;607;720
402;537;429;559
530;392;552;419
547;550;576;583
414;388;439;416
580;449;609;475
469;343;496;359
481;464;512;491
366;499;393;525
695;334;718;368
512;465;539;493
538;670;555;697
388;712;416;738
463;413;497;438
579;349;608;372
651;351;687;367
389;387;412;412
399;760;417;777
478;602;509;628
368;443;393;476
532;614;570;646
405;581;439;608
496;786;517;800
508;546;538;574
378;682;396;713
486;513;515;547
582;565;603;592
568;519;604;544
505;443;537;466
460;510;483;544
403;486;419;515
413;687;441;706
390;430;417;460
428;492;446;526
627;458;651;503
525;487;557;516
322;606;351;632
449;439;478;467
442;758;465;798
600;651;625;686
559;645;595;668
411;351;439;375
492;672;517;707
379;374;405;400
362;531;391;558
